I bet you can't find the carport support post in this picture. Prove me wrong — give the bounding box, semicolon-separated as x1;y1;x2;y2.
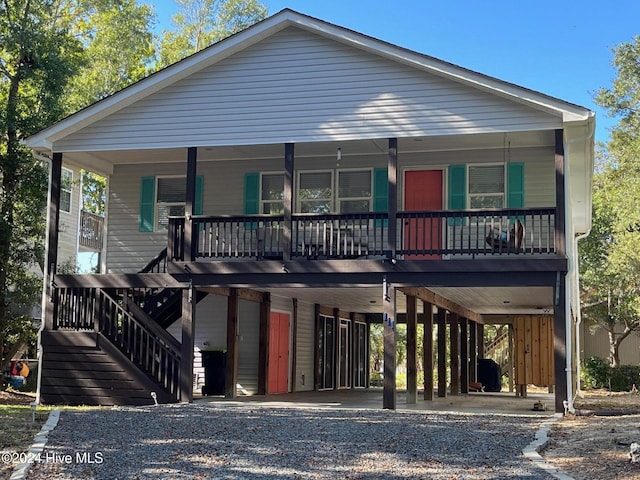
553;272;568;413
423;301;434;400
406;294;417;404
383;279;396;409
225;288;239;398
437;308;447;398
469;320;478;383
460;317;469;394
180;286;195;402
257;292;271;395
449;313;460;395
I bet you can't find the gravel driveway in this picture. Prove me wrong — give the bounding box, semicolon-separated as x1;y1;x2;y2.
26;402;554;479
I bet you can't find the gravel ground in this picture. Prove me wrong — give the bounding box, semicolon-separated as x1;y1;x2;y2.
25;403;554;480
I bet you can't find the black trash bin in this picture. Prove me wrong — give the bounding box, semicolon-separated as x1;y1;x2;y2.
477;358;502;392
201;350;226;396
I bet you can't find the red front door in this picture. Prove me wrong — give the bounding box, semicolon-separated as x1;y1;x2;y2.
268;312;290;394
404;170;443;259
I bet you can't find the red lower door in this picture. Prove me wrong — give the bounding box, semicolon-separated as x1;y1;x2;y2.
404;170;443;259
268;312;290;394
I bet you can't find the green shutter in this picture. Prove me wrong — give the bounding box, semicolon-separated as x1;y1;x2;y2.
139;176;155;232
244;173;260;214
373;168;388;227
507;163;524;208
448;165;466;225
195;175;204;215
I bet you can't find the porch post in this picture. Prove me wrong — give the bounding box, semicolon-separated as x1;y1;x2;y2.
257;292;271;395
333;308;340;390
477;323;485;359
460;317;469;394
437;308;447;398
555;129;566;257
406;294;417;404
469;320;478;383
184;147;197;262
387;138;398;259
449;313;460;395
553;273;568;413
225;287;239;398
44;153;63;330
423;301;434;400
508;323;515;392
382;279;396;409
180;286;196;402
283;143;294;261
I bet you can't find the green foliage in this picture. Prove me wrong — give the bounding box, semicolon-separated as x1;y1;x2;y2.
155;0;268;68
81;171;106;215
581;356;640;392
580;36;640;366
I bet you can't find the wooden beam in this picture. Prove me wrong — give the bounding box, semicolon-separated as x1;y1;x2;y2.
197;287;266;303
437;307;447;398
383;282;396;409
54;273;184;289
333;307;340;390
46;153;63;329
180;287;195;402
184;147;197;261
449;313;460;396
225;288;239;398
469;320;478;383
553;273;568;413
423;301;434;401
387;138;398;259
555;129;566;257
406;294;417;404
257;292;270;395
291;298;298;392
460;317;469;394
283;143;294;261
477;323;485;359
399;287;483;323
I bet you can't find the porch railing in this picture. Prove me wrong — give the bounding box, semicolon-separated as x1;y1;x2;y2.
79;210;104;251
168;207;556;261
53;287;181;399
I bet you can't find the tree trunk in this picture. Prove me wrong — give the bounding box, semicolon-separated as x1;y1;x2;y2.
608;325;632;367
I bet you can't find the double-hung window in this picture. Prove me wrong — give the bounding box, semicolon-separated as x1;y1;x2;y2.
468;165;505;209
61;168;73;213
337;170;372;213
298;171;333;213
261;174;284;214
156;176;186;231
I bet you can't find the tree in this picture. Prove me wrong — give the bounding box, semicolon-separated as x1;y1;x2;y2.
581;36;640;366
156;0;267;68
0;0;84;367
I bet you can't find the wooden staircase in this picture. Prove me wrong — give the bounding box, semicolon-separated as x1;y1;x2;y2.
484;329;510;376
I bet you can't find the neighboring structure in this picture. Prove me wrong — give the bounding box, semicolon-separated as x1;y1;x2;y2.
25;10;594;412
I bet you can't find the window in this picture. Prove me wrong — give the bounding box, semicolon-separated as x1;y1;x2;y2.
298;171;332;213
156;177;185;231
468;165;504;208
338;170;371;213
261;174;284;214
61;168;73;213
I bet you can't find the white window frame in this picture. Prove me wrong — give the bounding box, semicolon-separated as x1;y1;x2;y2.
260;172;284;215
296;169;334;214
155;175;186;232
467;163;505;209
336;168;373;214
60;168;73;214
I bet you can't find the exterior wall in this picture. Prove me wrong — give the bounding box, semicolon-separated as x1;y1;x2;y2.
294;301;315;392
58;164;82;271
581;319;640;365
105;146;555;273
54;27;561;152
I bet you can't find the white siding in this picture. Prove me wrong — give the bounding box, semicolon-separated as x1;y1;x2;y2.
294;300;315;392
55;27;561;152
581;320;640;366
57;165;82;270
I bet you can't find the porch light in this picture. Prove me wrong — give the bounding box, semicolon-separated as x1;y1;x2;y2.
336;147;342;167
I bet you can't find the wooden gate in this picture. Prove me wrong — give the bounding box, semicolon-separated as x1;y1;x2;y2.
513;315;554;393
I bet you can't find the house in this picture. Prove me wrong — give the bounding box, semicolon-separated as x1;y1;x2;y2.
25;9;595;412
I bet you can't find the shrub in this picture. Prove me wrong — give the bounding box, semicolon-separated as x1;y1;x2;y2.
581;356;640;392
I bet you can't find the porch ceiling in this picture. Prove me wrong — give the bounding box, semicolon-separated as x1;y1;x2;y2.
61;130;555;172
261;285;553;317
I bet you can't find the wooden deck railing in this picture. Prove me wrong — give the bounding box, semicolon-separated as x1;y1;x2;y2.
79;210;104;251
53;287;181;400
168;207;556;261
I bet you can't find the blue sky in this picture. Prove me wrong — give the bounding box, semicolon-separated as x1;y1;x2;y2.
152;0;640;144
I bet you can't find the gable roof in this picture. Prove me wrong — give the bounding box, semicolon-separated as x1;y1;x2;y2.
25;8;593;151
